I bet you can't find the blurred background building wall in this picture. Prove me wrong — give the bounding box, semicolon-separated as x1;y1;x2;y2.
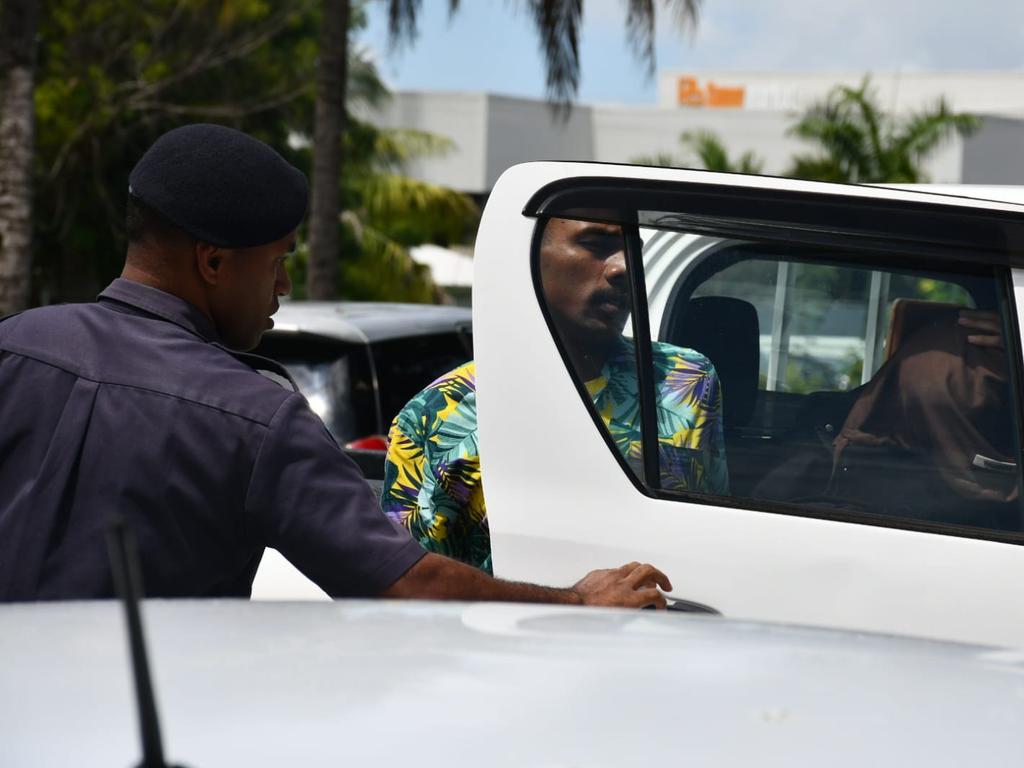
361;70;1024;197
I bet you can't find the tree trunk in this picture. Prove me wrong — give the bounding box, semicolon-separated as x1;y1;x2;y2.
306;0;350;300
0;0;41;315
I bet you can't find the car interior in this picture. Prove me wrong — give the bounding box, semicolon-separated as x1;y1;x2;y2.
659;247;1024;536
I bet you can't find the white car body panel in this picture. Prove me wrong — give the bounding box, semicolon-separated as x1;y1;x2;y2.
473;164;1024;648
4;600;1024;767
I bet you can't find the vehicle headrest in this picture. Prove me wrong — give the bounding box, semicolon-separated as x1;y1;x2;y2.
667;296;760;428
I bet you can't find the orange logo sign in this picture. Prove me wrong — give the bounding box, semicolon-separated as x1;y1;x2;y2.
676;77;745;108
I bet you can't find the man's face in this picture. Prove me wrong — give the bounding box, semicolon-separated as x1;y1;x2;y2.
208;231;295;351
539;218;630;346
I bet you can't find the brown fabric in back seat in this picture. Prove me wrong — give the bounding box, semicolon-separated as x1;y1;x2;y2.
833;307;1018;504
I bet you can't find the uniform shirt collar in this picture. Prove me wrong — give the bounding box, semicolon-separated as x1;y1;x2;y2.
98;278;222;343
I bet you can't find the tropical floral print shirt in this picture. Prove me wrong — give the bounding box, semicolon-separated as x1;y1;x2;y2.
381;338;729;573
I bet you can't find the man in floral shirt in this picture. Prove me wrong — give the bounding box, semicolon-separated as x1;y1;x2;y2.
382;218;729;573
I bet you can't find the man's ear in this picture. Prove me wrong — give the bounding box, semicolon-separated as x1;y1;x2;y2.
195;242;225;286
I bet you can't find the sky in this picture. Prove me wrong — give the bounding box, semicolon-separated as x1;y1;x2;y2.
360;0;1024;105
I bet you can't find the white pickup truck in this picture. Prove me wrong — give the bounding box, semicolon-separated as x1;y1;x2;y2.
256;164;1024;649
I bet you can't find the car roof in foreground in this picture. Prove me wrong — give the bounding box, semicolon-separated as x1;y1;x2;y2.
269;301;472;344
3;600;1023;767
880;183;1024;207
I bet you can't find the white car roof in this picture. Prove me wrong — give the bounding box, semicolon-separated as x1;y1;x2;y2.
270;301;471;344
3;600;1022;767
880;183;1024;206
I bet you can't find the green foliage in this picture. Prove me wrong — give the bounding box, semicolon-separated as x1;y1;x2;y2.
341;121;478;248
632;129;764;174
31;0;475;304
680;130;764;174
786;77;981;183
34;0;320;300
285;226;437;304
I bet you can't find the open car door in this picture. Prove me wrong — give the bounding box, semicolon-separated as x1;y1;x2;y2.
474;163;1024;646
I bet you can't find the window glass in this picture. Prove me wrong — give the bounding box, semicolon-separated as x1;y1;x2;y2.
536;216;728;495
687;256;974;394
537;213;1024;538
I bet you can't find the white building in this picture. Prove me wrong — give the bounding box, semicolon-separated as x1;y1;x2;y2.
361;71;1024;196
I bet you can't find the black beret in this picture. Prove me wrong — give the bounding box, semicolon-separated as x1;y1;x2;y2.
128;123;308;248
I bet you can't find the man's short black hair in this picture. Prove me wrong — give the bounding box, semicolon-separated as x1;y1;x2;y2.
125;194;195;248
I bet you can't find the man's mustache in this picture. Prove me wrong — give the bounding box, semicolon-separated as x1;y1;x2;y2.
590;289;630;310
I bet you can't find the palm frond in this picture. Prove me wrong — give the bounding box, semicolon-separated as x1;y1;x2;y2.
785;153;848;183
664;0;702;31
789;96;873;181
895;99;981;161
630;151;681;168
681;130;729;170
344;219;439;303
347;43;390;109
622;0;701;77
838;77;885;177
678;130;763;174
624;0;657;77
371;128;457;170
386;0;421;47
360;173;478;245
527;0;583;110
735;150;763;175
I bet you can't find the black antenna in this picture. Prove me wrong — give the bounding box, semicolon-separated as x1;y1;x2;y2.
106;517;185;768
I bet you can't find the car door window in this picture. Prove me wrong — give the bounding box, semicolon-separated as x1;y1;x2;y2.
533;200;1024;542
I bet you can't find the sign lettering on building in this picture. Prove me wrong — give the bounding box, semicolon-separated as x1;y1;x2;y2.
676;77;746;108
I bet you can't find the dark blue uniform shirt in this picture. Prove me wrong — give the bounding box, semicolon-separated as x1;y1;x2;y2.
0;279;424;600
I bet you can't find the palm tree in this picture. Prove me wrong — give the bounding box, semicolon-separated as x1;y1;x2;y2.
786;77;981;183
0;0;41;315
634;130;764;173
307;0;352;301
305;0;704;300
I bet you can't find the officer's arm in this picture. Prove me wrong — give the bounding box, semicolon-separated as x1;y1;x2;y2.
379;552;671;609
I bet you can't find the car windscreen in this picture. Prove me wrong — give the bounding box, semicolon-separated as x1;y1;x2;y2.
254;332;378;444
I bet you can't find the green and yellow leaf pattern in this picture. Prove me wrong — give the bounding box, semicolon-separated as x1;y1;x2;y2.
381;339;728;572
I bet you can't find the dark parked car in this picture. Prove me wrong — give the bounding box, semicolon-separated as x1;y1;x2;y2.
253;301;472;480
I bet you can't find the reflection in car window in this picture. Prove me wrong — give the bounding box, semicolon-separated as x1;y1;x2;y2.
535;216;729;495
689;256;975;393
537;207;1024;540
645;226;1023;536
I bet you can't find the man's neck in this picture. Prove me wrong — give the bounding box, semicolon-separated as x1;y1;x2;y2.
120;259;212;323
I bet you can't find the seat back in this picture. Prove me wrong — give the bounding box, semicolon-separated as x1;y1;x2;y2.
666;296;760;428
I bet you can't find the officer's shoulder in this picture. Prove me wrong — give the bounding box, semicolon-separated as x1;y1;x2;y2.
0;302;94;346
193;345;299;423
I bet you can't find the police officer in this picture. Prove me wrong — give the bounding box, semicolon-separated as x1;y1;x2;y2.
0;124;671;607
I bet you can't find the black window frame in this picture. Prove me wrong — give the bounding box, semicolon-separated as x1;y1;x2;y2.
528;177;1024;547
